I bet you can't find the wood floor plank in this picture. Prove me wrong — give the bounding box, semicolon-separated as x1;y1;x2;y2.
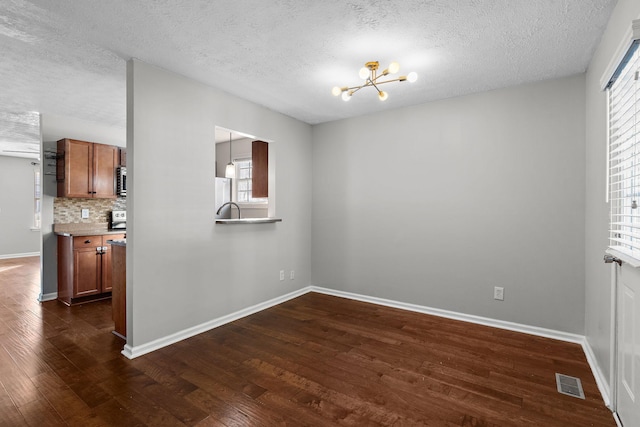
17;397;67;426
31;371;96;421
0;382;28;426
111;389;188;427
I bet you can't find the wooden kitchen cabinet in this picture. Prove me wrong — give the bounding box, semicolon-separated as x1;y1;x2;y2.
57;139;118;198
252;140;268;198
57;233;125;305
111;243;126;339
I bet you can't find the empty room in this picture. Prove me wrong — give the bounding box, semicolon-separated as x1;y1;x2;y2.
1;1;639;425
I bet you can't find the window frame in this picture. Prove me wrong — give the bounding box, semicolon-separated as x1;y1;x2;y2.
606;23;640;265
33;168;41;230
232;157;268;206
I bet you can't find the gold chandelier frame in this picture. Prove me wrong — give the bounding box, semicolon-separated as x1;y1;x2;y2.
332;61;417;101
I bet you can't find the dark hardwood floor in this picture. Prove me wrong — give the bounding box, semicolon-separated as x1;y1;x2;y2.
0;256;615;426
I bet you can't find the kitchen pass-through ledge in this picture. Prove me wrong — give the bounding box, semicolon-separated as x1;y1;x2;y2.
215;218;282;224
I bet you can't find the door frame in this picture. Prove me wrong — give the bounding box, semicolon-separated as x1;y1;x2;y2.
607;251;640;427
609;260;618;415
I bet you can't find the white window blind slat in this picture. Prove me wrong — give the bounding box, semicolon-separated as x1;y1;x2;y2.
609;146;640;163
610;238;640;251
610;229;640;239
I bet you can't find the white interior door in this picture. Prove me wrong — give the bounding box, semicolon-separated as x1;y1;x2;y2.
617;264;640;426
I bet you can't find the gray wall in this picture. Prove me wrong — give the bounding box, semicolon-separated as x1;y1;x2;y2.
127;60;312;347
0;156;40;257
312;74;586;333
584;0;640;388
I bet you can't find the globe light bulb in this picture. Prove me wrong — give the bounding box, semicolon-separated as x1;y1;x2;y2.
407;72;418;83
378;91;388;101
359;67;369;80
342;91;351;101
388;62;400;74
332;86;342;96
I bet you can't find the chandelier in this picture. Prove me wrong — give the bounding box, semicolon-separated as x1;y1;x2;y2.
332;61;417;101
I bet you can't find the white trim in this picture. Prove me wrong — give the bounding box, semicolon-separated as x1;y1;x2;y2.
600;19;640;90
583;337;612;409
606;248;640;268
613;412;623;427
0;252;40;260
310;286;584;343
609;261;619;413
38;292;58;302
121;286;310;359
605;85;610;203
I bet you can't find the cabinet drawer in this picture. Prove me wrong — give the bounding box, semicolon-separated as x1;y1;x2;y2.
73;236;102;248
107;233;126;242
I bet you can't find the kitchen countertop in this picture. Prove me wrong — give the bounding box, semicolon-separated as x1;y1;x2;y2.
215;218;282;224
54;222;127;237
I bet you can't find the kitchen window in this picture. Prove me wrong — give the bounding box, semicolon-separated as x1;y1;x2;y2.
33;169;41;230
234;158;267;204
607;37;639;260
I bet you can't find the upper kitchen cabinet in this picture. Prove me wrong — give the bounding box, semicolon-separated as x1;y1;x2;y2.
252;140;268;198
57;139;118;198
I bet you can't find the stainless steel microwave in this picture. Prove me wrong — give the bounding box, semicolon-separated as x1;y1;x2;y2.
117;166;126;197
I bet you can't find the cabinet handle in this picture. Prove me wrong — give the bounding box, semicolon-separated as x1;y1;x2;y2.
85;240;91;244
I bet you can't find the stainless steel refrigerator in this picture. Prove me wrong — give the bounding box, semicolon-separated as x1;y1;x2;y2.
214;177;232;218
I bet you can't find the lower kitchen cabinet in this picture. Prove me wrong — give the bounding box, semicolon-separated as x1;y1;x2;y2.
57;234;125;305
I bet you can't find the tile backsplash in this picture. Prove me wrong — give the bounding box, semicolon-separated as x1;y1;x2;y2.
54;197;126;223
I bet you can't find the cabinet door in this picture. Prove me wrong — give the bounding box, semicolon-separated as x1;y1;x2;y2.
73;246;102;297
252;140;268;198
93;143;118;198
101;234;124;292
59;139;93;198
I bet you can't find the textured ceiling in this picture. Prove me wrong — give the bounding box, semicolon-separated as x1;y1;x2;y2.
0;0;617;157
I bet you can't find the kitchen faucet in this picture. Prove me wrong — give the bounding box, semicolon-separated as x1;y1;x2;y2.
216;201;241;219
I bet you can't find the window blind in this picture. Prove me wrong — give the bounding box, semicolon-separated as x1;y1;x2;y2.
609;40;640;259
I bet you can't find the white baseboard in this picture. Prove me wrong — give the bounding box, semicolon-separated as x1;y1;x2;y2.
122;287;310;359
0;252;40;260
38;292;58;302
309;286;585;343
613;412;623;427
582;338;611;409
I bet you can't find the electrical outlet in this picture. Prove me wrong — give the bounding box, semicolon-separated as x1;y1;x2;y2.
279;270;285;281
81;208;89;219
494;286;504;301
290;270;295;280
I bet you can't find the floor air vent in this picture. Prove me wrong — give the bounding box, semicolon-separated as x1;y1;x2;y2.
555;373;585;399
